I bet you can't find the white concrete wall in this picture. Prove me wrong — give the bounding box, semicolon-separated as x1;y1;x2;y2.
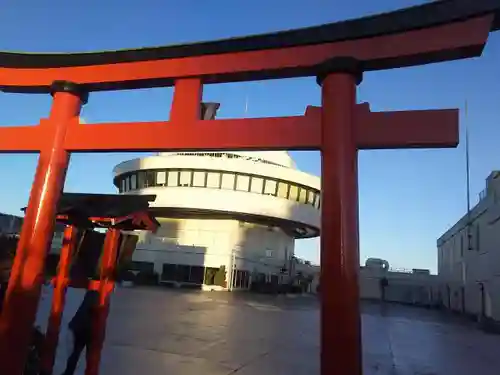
359;269;382;300
359;267;438;306
437;171;500;320
130;186;319;235
133;218;294;278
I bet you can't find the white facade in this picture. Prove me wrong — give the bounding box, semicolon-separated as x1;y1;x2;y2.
437;171;500;322
113;151;320;289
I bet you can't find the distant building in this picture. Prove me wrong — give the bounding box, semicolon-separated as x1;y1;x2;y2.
113;146;320;290
437;171;500;324
359;258;438;306
0;213;23;236
0;212;65;254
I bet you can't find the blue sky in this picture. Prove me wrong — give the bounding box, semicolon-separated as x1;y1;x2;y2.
0;0;498;273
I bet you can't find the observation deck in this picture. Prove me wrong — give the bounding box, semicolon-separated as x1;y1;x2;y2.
113;151;320;238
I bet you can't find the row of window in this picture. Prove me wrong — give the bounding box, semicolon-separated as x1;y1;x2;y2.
116;169;321;209
129;261;252;288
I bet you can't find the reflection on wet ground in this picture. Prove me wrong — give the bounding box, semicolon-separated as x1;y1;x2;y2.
36;287;500;375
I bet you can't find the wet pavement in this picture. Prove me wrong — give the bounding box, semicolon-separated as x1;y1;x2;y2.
36;286;500;375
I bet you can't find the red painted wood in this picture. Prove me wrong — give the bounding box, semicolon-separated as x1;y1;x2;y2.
55;212;160;232
307;105;459;149
170;78;203;123
356;108;459;149
0;126;46;153
85;229;120;375
63;115;321;152
0;16;491;90
0;92;84;375
320;72;361;375
41;225;79;375
0;106;458;153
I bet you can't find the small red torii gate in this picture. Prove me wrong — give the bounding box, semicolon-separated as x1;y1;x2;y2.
0;1;498;374
38;193;159;375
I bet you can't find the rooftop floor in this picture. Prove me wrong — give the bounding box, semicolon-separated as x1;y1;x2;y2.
36;287;500;375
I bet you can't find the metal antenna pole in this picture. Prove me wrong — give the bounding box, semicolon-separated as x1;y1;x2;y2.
465;100;472;251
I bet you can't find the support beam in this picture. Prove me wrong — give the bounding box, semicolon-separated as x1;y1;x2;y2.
0;126;45;153
63;116;321;152
357;108;458;149
0;105;458;154
306;105;459;149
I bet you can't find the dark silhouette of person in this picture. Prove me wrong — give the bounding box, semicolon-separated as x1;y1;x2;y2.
62;289;99;375
0;278;9;313
379;277;389;302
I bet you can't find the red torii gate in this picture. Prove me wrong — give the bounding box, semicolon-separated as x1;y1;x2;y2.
0;1;498;374
38;193;159;375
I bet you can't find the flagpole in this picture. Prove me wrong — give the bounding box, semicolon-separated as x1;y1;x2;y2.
465;100;472;251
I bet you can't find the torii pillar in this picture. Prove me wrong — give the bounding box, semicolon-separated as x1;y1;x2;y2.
0;82;86;375
318;57;364;375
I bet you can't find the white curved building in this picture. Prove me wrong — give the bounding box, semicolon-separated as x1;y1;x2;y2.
113;149;320;290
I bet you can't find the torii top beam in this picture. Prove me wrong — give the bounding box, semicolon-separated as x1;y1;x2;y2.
0;0;496;155
0;0;497;93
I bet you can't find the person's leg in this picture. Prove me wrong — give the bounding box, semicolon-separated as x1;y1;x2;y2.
62;333;86;375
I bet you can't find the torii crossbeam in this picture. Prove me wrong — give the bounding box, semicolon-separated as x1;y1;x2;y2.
0;1;498;374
